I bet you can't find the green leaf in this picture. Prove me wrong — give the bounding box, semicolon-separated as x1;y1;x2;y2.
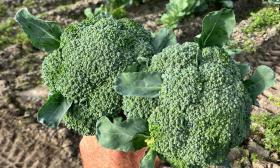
140;150;157;168
37;93;72;128
113;72;162;98
224;48;242;58
268;0;280;5
110;6;127;19
152;28;177;53
236;62;251;79
124;62;141;72
244;65;276;100
131;134;148;150
194;0;208;13
84;8;94;18
160;0;197;28
137;56;149;64
222;40;242;58
223;44;242;58
107;0;133;8
220;0;234;8
95;0;133;19
96;117;149;152
14;8;62;52
197;8;236;48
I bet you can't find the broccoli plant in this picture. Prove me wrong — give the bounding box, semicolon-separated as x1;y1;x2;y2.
15;8;175;135
160;0;234;28
15;8;158;134
263;0;280;5
96;9;276;168
90;0;149;19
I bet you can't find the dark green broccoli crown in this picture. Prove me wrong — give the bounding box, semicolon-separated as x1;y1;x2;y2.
123;96;158;119
42;16;154;135
147;42;252;167
42;16;154;103
63;79;122;135
122;42;200;120
149;42;200;71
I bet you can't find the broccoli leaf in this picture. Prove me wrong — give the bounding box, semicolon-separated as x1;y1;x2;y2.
94;0;133;19
37;93;72;128
245;65;276;100
223;48;242;58
160;0;198;28
223;45;242;58
96;116;149;152
84;8;94;18
236;62;251;79
194;0;208;13
124;62;141;72
140;150;157;168
113;72;162;98
220;0;234;8
15;8;62;52
110;6;127;19
107;0;133;8
197;8;236;48
152;28;177;53
266;0;280;5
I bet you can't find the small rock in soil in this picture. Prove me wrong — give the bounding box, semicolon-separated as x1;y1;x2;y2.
228;147;242;161
248;141;270;159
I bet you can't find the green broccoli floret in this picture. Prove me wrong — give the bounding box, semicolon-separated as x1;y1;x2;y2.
63;79;122;135
122;42;200;119
145;42;252;167
123;96;158;119
42;16;154;135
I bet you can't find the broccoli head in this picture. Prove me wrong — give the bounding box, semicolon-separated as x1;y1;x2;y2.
42;16;154;135
122;42;200;119
63;78;122;135
144;42;253;167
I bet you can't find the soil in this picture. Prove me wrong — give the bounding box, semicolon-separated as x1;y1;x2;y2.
0;0;279;168
0;44;82;167
0;111;81;168
236;33;280;115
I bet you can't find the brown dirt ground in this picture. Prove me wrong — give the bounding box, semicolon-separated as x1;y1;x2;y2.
0;0;279;168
